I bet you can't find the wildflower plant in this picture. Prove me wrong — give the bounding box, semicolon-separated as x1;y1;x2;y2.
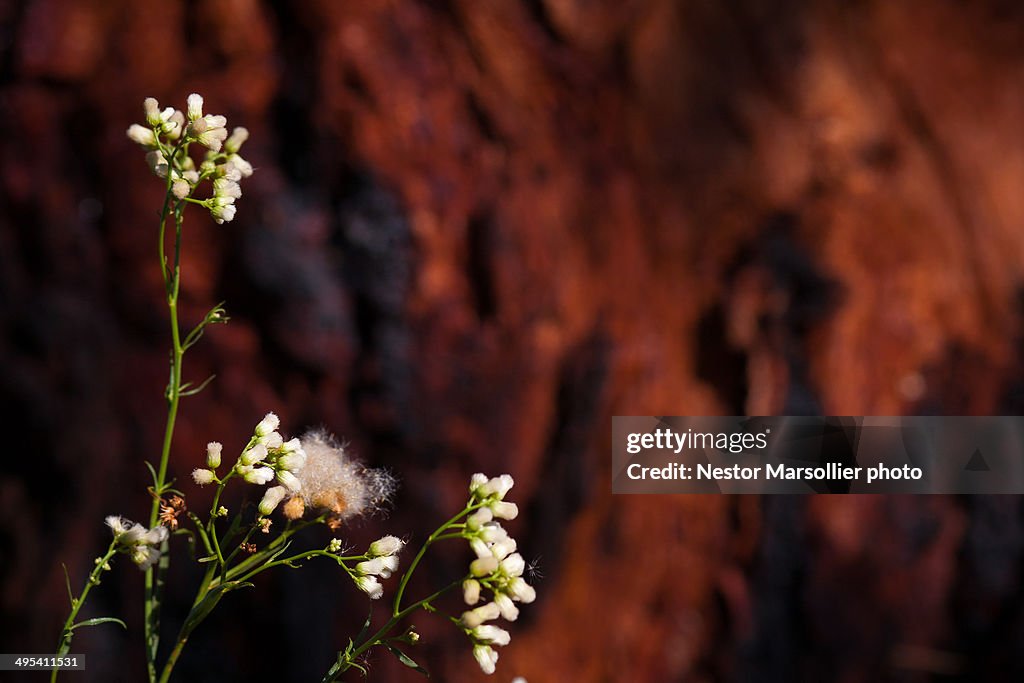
51;95;536;681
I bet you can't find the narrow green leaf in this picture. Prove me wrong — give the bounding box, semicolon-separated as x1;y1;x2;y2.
62;563;74;607
386;644;429;676
355;611;373;644
144;461;159;487
181;580;253;636
71;617;127;631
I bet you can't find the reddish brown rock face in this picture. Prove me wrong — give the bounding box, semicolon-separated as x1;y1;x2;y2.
3;1;1024;681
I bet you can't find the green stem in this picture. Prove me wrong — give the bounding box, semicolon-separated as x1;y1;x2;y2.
145;139;188;683
392;502;484;616
329;581;461;681
52;542;118;683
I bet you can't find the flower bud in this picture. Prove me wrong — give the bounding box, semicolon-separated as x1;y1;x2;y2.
507;577;536;603
144;98;162;126
127;124;157;147
276;469;301;492
470;556;499;577
355;575;383;600
243;466;275;485
467;507;493;530
255;412;279;436
461;601;500;628
225;126;249;154
187;93;204;121
463;578;481;605
474;624;511;646
472;644;498;675
258;486;287;515
171;179;190;199
260;431;284;449
356;557;385;576
192;468;215;485
494;593;519;621
499;553;525;578
490;501;518;520
368;535;404;557
240;443;268;465
206;441;222;468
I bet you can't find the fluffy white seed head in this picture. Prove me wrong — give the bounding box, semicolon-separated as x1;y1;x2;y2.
290;430;395;524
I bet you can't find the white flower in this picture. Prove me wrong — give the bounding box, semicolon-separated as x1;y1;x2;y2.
494;593;519;621
368;535;404;557
473;624;511;647
106;516;167;570
470;537;491;560
467;507;493;530
255;413;279;436
282;437;302;453
328;538;343;553
278;452;306;472
171;179;190;199
213;177;242;199
225;155;254;178
240;443;268;466
144;526;169;545
499;553;525;578
491;501;518;520
210;202;236;224
472;644;499;675
461;602;501;629
356;557;386;576
260;431;284;449
187;93;204;121
145;151;168;177
258;486;288;515
192;468;215;485
243;466;275;485
463;578;481;605
206;441;222;468
275;469;300;491
479;474;514;500
355;574;383;600
225;127;249;154
469;473;489;494
470;556;499;577
127;124;157;148
506;577;536;604
132;545;159;570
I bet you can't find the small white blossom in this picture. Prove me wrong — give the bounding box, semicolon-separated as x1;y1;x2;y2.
472;644;499;675
260;431;284;449
499;553;525;578
368;535;404;557
463;578;481;605
127;124;157;148
243;466;275;485
473;624;511;647
355;574;383;600
255;413;279;436
507;577;536;603
461;601;501;629
187;93;204;121
240;443;268;465
494;593;519;621
328;538;343;553
206;441;222;468
470;556;499;577
258;485;288;515
225;126;249;154
209;202;237;224
491;501;518;520
467;507;493;530
276;469;301;492
192;468;215;485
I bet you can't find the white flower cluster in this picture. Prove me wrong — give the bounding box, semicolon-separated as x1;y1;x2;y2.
459;474;536;675
352;535;405;600
126;93;253;224
191;413;308;516
105;516;169;570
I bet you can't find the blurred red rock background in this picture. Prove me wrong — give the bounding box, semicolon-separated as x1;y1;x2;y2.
4;0;1024;681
